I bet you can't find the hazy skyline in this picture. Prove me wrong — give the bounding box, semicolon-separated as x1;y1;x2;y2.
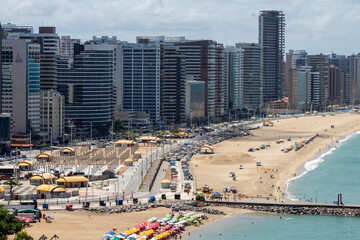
1;0;360;55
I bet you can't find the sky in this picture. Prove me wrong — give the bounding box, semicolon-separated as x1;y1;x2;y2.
1;0;360;55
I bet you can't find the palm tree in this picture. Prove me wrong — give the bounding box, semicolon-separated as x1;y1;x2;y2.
3;180;22;201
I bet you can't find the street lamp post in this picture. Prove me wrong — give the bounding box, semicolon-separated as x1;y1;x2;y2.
29;130;32;160
90;122;93;141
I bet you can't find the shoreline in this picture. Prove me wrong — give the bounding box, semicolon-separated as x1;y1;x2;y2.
284;129;360;201
190;113;360;201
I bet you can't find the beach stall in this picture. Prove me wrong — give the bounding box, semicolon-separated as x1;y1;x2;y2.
0;186;5;199
36;152;52;162
161;179;171;189
199;145;213;154
102;168;116;178
124;158;134;166
203;127;213;132
134;151;142;158
60;147;75;156
139;136;162;144
115;140;137;148
36;184;66;198
29;173;56;186
56;176;88;188
17;160;35;171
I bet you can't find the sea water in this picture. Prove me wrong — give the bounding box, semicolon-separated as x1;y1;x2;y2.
189;131;360;240
188;213;360;240
286;131;360;205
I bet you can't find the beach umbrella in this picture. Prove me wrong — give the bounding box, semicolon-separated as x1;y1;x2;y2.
109;237;120;240
102;231;117;239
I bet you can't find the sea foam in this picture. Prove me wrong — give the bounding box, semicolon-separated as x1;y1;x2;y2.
285;132;357;201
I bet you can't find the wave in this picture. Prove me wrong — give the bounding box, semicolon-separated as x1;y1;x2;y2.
285;132;357;201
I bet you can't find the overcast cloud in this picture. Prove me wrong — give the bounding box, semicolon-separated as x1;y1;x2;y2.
1;0;360;55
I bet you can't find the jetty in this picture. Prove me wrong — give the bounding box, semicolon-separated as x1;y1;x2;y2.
204;200;360;217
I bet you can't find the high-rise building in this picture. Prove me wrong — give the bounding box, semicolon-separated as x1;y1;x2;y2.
58;44;115;135
328;53;350;105
236;43;263;109
306;54;328;107
327;64;341;104
285;50;307;93
176;40;225;117
1;39;41;133
185;80;205;123
291;50;307;68
259;10;285;103
8;26;60;90
288;66;311;110
59;36;81;68
307;71;321;109
214;43;226;116
289;66;321;111
160;46;186;125
224;47;243;111
40;90;64;141
119;43;161;123
348;54;360;102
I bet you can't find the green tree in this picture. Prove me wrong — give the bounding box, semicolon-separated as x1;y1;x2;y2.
113;119;125;133
15;231;31;240
0;206;27;240
3;180;22;200
39;143;47;151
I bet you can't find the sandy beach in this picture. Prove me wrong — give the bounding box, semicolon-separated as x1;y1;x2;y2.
25;206;249;240
190;113;360;200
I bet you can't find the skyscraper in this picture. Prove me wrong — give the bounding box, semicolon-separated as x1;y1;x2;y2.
224;47;243;111
328;53;350;105
160;46;186;125
306;54;328;107
259;10;285;103
236;43;263;109
176;40;225;118
119;42;161;123
58;44;115;135
1;39;41;133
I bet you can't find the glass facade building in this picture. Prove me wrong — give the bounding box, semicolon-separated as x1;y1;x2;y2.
58;45;114;134
119;43;160;123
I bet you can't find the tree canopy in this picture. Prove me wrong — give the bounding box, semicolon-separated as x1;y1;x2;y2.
0;206;27;240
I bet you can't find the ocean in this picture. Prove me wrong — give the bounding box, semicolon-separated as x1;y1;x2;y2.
189;131;360;240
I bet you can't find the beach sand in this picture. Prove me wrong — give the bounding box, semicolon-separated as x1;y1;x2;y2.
25;206;249;240
190;113;360;200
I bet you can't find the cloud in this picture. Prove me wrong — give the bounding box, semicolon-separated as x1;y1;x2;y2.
1;0;360;55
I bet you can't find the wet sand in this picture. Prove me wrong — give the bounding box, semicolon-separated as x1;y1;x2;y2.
190;114;360;200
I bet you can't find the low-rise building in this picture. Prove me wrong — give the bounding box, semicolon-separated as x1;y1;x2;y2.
56;176;88;188
29;173;56;185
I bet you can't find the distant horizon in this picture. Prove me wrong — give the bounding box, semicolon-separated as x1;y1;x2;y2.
1;0;360;55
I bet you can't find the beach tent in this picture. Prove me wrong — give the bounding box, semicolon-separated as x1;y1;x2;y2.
17;160;35;170
29;173;56;186
124;158;134;166
56;176;88;188
199;145;214;154
36;152;52;162
60;147;75;156
102;231;117;239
